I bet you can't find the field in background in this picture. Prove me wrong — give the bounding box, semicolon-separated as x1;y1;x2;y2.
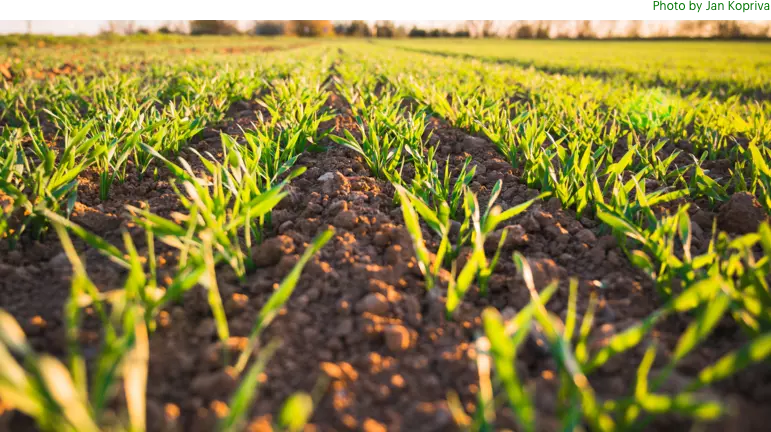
379;38;771;99
1;37;770;432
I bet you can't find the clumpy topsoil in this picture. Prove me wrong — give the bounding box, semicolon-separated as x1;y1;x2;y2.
1;104;770;432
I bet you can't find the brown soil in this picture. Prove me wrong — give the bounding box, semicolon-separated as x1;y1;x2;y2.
1;103;770;431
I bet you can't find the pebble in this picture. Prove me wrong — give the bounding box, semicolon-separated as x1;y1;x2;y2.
384;324;412;352
318;172;335;182
356;293;390;315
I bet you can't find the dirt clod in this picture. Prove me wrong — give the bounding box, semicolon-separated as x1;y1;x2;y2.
575;228;597;245
718;192;768;235
252;235;295;267
334;210;359;230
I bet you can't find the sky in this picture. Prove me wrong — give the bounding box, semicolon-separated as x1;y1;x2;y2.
0;16;768;35
0;20;467;35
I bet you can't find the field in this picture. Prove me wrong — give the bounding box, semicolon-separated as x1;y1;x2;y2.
1;36;770;431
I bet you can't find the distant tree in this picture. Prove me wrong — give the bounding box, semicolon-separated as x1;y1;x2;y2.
715;21;744;38
394;25;408;38
466;21;496;38
375;21;397;38
290;20;334;37
254;21;286;36
409;27;427;38
676;21;702;38
514;23;535;39
575;20;596;39
453;29;471;38
626;21;643;38
189;20;240;36
346;20;372;37
535;21;552;39
483;21;496;37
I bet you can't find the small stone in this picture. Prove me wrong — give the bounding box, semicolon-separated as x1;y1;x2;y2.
334;210;358;230
321;172;350;196
384;325;412;352
575;228;597;245
356;293;389;315
559;253;574;262
318;172;335;182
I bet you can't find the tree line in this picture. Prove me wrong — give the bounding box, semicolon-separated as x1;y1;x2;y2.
99;20;771;40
